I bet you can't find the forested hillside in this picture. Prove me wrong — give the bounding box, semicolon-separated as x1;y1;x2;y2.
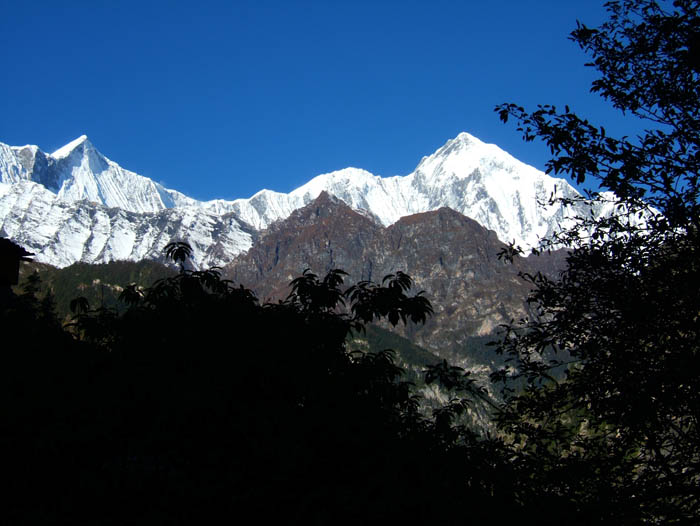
15;259;176;317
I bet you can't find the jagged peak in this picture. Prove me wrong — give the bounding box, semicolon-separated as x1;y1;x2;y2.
412;131;537;185
294;167;376;194
436;131;489;156
312;190;343;204
10;143;40;153
453;131;480;144
410;132;480;168
321;167;374;178
297;190;349;213
395;206;469;224
51;135;91;159
280;191;365;223
246;187;286;201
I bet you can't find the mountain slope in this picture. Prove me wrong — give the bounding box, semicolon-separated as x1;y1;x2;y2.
0;181;254;268
223;192;566;366
2;136;198;213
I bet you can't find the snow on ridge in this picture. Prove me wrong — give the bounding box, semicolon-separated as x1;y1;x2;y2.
0;180;253;269
51;135;89;159
10;144;40;153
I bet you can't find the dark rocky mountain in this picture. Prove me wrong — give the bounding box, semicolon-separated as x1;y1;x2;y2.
224;192;566;368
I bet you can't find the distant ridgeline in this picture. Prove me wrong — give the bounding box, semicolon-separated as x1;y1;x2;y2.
1;132;606;269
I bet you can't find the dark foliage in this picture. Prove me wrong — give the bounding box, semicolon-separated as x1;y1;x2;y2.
2;243;527;525
164;241;194;271
494;1;700;523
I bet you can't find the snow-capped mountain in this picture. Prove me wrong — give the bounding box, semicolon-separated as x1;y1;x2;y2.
230;132;585;249
0;132;599;268
0;180;253;268
1;136;197;213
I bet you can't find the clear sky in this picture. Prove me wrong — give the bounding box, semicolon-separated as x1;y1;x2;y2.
1;0;639;201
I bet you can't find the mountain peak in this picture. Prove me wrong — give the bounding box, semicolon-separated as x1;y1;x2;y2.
51;135;91;159
454;131;479;144
289;190;357;221
437;131;487;156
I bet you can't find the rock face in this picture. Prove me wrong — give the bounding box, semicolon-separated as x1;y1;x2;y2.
225;192;383;300
224;192;565;364
1;136;198;213
1;132;606;269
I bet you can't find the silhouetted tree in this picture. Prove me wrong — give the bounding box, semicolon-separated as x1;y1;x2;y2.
494;1;700;522
164;240;193;271
2;240;530;524
0;237;33;306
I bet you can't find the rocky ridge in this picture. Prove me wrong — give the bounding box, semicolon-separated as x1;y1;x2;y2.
224;192;566;366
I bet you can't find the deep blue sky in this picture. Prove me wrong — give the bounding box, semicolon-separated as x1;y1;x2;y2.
1;1;637;201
